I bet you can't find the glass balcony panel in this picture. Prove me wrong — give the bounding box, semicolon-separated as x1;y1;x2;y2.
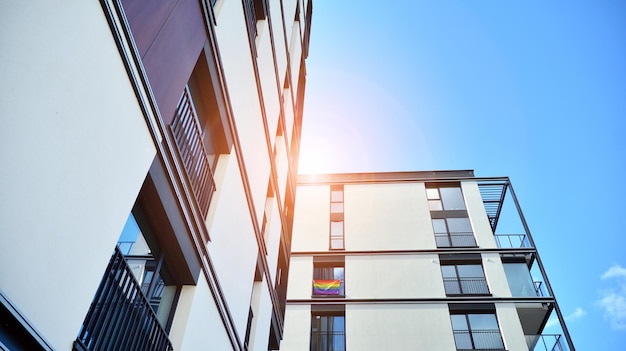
504;263;538;297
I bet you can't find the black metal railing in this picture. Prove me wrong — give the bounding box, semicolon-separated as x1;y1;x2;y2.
495;234;530;248
526;334;568;351
310;331;345;351
444;277;490;295
453;329;505;350
436;232;477;247
74;247;173;351
170;87;215;216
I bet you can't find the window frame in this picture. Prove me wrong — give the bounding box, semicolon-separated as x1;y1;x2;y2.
449;306;505;351
329;185;344;250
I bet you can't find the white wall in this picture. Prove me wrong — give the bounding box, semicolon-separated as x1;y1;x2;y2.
207;153;259;343
176;276;234;350
291;185;330;252
462;181;498;248
286;256;313;299
497;303;530;351
345;183;435;251
278;304;311;351
346;254;445;298
347;304;457;350
0;2;156;349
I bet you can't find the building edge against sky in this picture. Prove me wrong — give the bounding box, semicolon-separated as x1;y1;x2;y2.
0;0;312;350
280;170;576;351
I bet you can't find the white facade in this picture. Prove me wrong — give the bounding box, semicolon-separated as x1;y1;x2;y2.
281;171;575;351
0;0;312;350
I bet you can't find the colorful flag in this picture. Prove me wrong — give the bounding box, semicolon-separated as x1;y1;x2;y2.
313;279;341;295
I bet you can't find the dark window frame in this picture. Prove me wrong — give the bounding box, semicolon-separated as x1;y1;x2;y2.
329;185;344;250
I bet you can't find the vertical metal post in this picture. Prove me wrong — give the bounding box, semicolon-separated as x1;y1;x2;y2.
507;179;576;351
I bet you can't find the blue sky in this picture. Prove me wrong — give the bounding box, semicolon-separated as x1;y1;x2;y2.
298;1;626;349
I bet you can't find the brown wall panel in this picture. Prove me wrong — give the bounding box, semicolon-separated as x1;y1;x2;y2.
122;0;177;57
125;0;208;124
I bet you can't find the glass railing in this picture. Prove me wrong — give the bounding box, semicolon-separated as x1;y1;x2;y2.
526;334;568;351
495;234;530;248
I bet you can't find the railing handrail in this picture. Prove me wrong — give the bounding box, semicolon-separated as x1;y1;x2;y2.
76;247;173;350
494;233;531;248
170;87;216;216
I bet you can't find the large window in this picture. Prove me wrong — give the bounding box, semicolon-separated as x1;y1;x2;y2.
442;264;489;295
330;185;344;249
427;186;466;211
451;312;504;350
313;259;345;296
432;217;476;247
310;313;345;351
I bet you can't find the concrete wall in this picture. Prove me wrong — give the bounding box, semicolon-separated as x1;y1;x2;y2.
346;254;444;298
345;183;435;251
0;2;156;349
347;304;457;350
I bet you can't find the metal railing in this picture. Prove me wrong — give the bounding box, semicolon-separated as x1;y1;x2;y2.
436;232;477;247
170;87;215;216
75;247;173;351
444;277;490;295
310;331;346;351
495;234;530;248
526;334;568;351
534;281;547;297
453;329;505;350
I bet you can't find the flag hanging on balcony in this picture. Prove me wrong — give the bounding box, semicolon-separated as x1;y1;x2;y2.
313;279;341;295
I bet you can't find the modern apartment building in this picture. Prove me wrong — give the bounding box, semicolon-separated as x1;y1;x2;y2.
280;170;575;351
0;0;312;350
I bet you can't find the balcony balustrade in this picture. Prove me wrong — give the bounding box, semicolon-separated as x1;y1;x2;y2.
310;331;345;351
495;234;530;248
444;277;490;295
453;329;505;350
170;87;215;216
74;247;173;351
436;232;477;247
526;334;568;351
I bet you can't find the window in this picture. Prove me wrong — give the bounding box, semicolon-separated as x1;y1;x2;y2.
450;312;505;350
330;185;344;249
118;213;180;326
442;264;489;295
313;259;345;296
426;186;466;211
432;217;476;247
310;313;345;351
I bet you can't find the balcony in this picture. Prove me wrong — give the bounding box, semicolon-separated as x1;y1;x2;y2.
74;247;173;351
526;334;569;351
170;87;216;216
444;277;490;295
310;331;345;351
495;234;530;249
436;232;477;248
453;329;505;350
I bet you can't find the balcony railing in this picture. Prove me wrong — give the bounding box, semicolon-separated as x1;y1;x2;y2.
526;334;568;351
74;247;173;351
534;281;547;297
310;331;345;351
444;277;490;295
436;232;477;247
453;329;505;350
495;234;530;248
170;87;215;216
